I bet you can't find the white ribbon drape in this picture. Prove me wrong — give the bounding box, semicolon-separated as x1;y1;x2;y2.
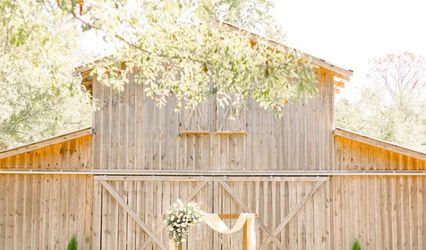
169;213;256;250
204;213;256;250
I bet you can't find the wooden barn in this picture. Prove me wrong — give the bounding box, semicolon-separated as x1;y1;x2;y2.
1;35;426;250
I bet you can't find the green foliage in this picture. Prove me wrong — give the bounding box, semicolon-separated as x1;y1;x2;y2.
336;87;426;152
0;0;317;149
78;0;316;115
209;0;285;41
336;53;426;152
352;240;361;250
67;236;78;250
0;0;92;149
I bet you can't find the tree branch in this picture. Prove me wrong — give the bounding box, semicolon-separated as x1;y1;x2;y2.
70;12;208;65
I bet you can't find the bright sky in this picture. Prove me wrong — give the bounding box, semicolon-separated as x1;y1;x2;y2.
273;0;426;99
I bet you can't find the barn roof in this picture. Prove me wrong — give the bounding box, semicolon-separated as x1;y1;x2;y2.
0;127;92;160
222;22;353;79
334;128;426;161
79;22;353;78
79;22;354;95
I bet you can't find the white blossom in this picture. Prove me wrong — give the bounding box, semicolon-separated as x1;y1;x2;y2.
165;199;204;245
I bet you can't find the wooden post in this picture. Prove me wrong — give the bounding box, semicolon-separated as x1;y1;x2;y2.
243;222;249;250
218;213;251;250
92;180;101;250
177;244;183;250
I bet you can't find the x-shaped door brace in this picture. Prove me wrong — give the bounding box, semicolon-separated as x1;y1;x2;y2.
99;177;328;250
99;180;208;250
217;178;329;249
217;105;245;131
181;105;207;131
138;181;208;249
257;178;329;249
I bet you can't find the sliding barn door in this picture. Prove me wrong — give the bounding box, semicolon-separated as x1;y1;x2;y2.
211;177;330;249
92;176;330;250
93;177;213;250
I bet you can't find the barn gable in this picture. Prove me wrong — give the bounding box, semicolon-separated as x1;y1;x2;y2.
3;26;426;250
91;67;341;171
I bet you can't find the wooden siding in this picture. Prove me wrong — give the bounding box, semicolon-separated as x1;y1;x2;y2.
0;135;93;170
335;128;426;161
334;135;426;170
331;176;426;249
0;173;424;249
93;176;330;250
93;68;336;170
92;175;426;250
0;174;93;249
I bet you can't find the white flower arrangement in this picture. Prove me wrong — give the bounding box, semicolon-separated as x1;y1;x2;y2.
165;199;204;246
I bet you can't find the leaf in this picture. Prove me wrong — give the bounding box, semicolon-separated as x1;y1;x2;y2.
82;23;92;32
67;236;78;250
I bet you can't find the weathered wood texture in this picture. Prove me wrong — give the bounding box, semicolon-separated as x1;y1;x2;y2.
335;135;426;170
2;175;426;249
93;68;336;170
0;135;93;170
335;128;426;161
93;176;330;250
0;174;93;249
92;175;426;250
330;176;426;250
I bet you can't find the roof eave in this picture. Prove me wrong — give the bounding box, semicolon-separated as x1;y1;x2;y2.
0;127;93;160
334;127;426;161
221;21;354;79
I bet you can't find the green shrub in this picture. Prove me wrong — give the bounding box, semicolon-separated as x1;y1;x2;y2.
352;240;361;250
68;236;78;250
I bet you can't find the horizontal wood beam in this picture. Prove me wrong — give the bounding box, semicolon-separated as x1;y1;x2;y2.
335;81;345;88
179;131;248;136
218;214;244;219
215;131;247;136
2;169;426;176
334;128;426;161
179;130;211;136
